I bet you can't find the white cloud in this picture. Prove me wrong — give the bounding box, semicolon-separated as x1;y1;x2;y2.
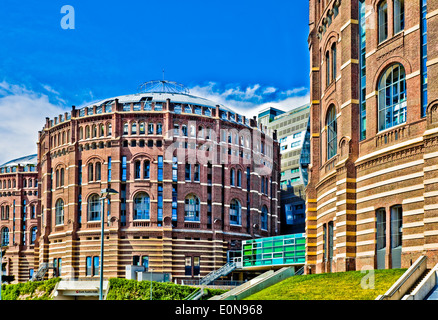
189;82;310;119
263;86;277;95
0;82;67;165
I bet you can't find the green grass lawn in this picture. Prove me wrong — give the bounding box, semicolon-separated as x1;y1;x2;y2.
244;268;407;300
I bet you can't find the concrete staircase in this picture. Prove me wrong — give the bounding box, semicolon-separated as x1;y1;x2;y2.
200;261;236;286
209;267;295;300
402;261;438;300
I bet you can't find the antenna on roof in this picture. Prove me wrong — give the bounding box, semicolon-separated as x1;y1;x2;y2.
137;80;190;94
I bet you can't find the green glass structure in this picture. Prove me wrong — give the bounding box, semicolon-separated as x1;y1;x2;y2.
242;233;306;267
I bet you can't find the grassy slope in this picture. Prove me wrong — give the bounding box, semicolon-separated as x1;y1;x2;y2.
244;269;407;300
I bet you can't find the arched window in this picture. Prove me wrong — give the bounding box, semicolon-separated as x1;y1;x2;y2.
394;0;405;34
326;51;330;87
237;170;242;187
139;122;145;135
1;205;9;220
79;127;84;140
331;43;337;81
60;168;65;186
55;199;64;226
123;123;129;135
95;162;101;181
30;226;37;245
134;192;150;220
1;227;9;246
230;168;235;186
85;126;90;139
184;194;200;222
107;123;112;136
326;105;337;160
131;122;137;135
135;161;141;179
378;1;388;43
88;163;94;182
261;206;268;230
230;199;241;225
100;124;105;137
88;194;101;221
92;124;97;138
378;64;407;131
144;160;150;179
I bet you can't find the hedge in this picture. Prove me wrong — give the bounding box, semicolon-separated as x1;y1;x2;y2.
107;278;227;300
1;278;61;300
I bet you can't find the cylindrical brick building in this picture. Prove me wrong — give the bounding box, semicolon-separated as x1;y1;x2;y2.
36;81;280;282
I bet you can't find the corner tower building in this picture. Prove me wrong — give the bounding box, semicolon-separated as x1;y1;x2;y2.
307;0;438;273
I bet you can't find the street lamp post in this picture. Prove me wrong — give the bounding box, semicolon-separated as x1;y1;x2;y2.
150;268;154;300
99;188;118;301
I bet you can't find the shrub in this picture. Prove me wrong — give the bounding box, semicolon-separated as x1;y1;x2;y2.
106;278;227;300
1;278;61;300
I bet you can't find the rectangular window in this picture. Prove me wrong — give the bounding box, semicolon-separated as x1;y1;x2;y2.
359;0;367;140
172;185;178;222
142;256;149;270
376;208;386;250
421;0;428;117
121;184;126;226
157;156;163;182
107;157;112;182
185;164;191;181
133;255;140;266
391;206;403;248
121;156;127;182
157;184;163;223
193;257;200;276
185;257;192;276
93;256;99;276
172;156;178;182
156;123;162;135
194;164;200;182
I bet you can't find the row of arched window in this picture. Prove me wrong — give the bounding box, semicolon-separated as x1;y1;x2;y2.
0;178;38;190
378;0;404;43
52;193;269;229
1;203;37;220
0;226;37;246
51;129;71;148
79;123;111;140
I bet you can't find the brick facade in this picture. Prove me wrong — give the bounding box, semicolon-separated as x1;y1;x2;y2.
33;90;280;283
0;156;38;282
307;0;438;274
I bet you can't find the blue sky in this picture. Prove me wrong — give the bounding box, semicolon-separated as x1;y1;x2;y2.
0;0;310;163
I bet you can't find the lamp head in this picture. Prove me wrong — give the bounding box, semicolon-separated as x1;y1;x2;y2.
101;188;118;198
